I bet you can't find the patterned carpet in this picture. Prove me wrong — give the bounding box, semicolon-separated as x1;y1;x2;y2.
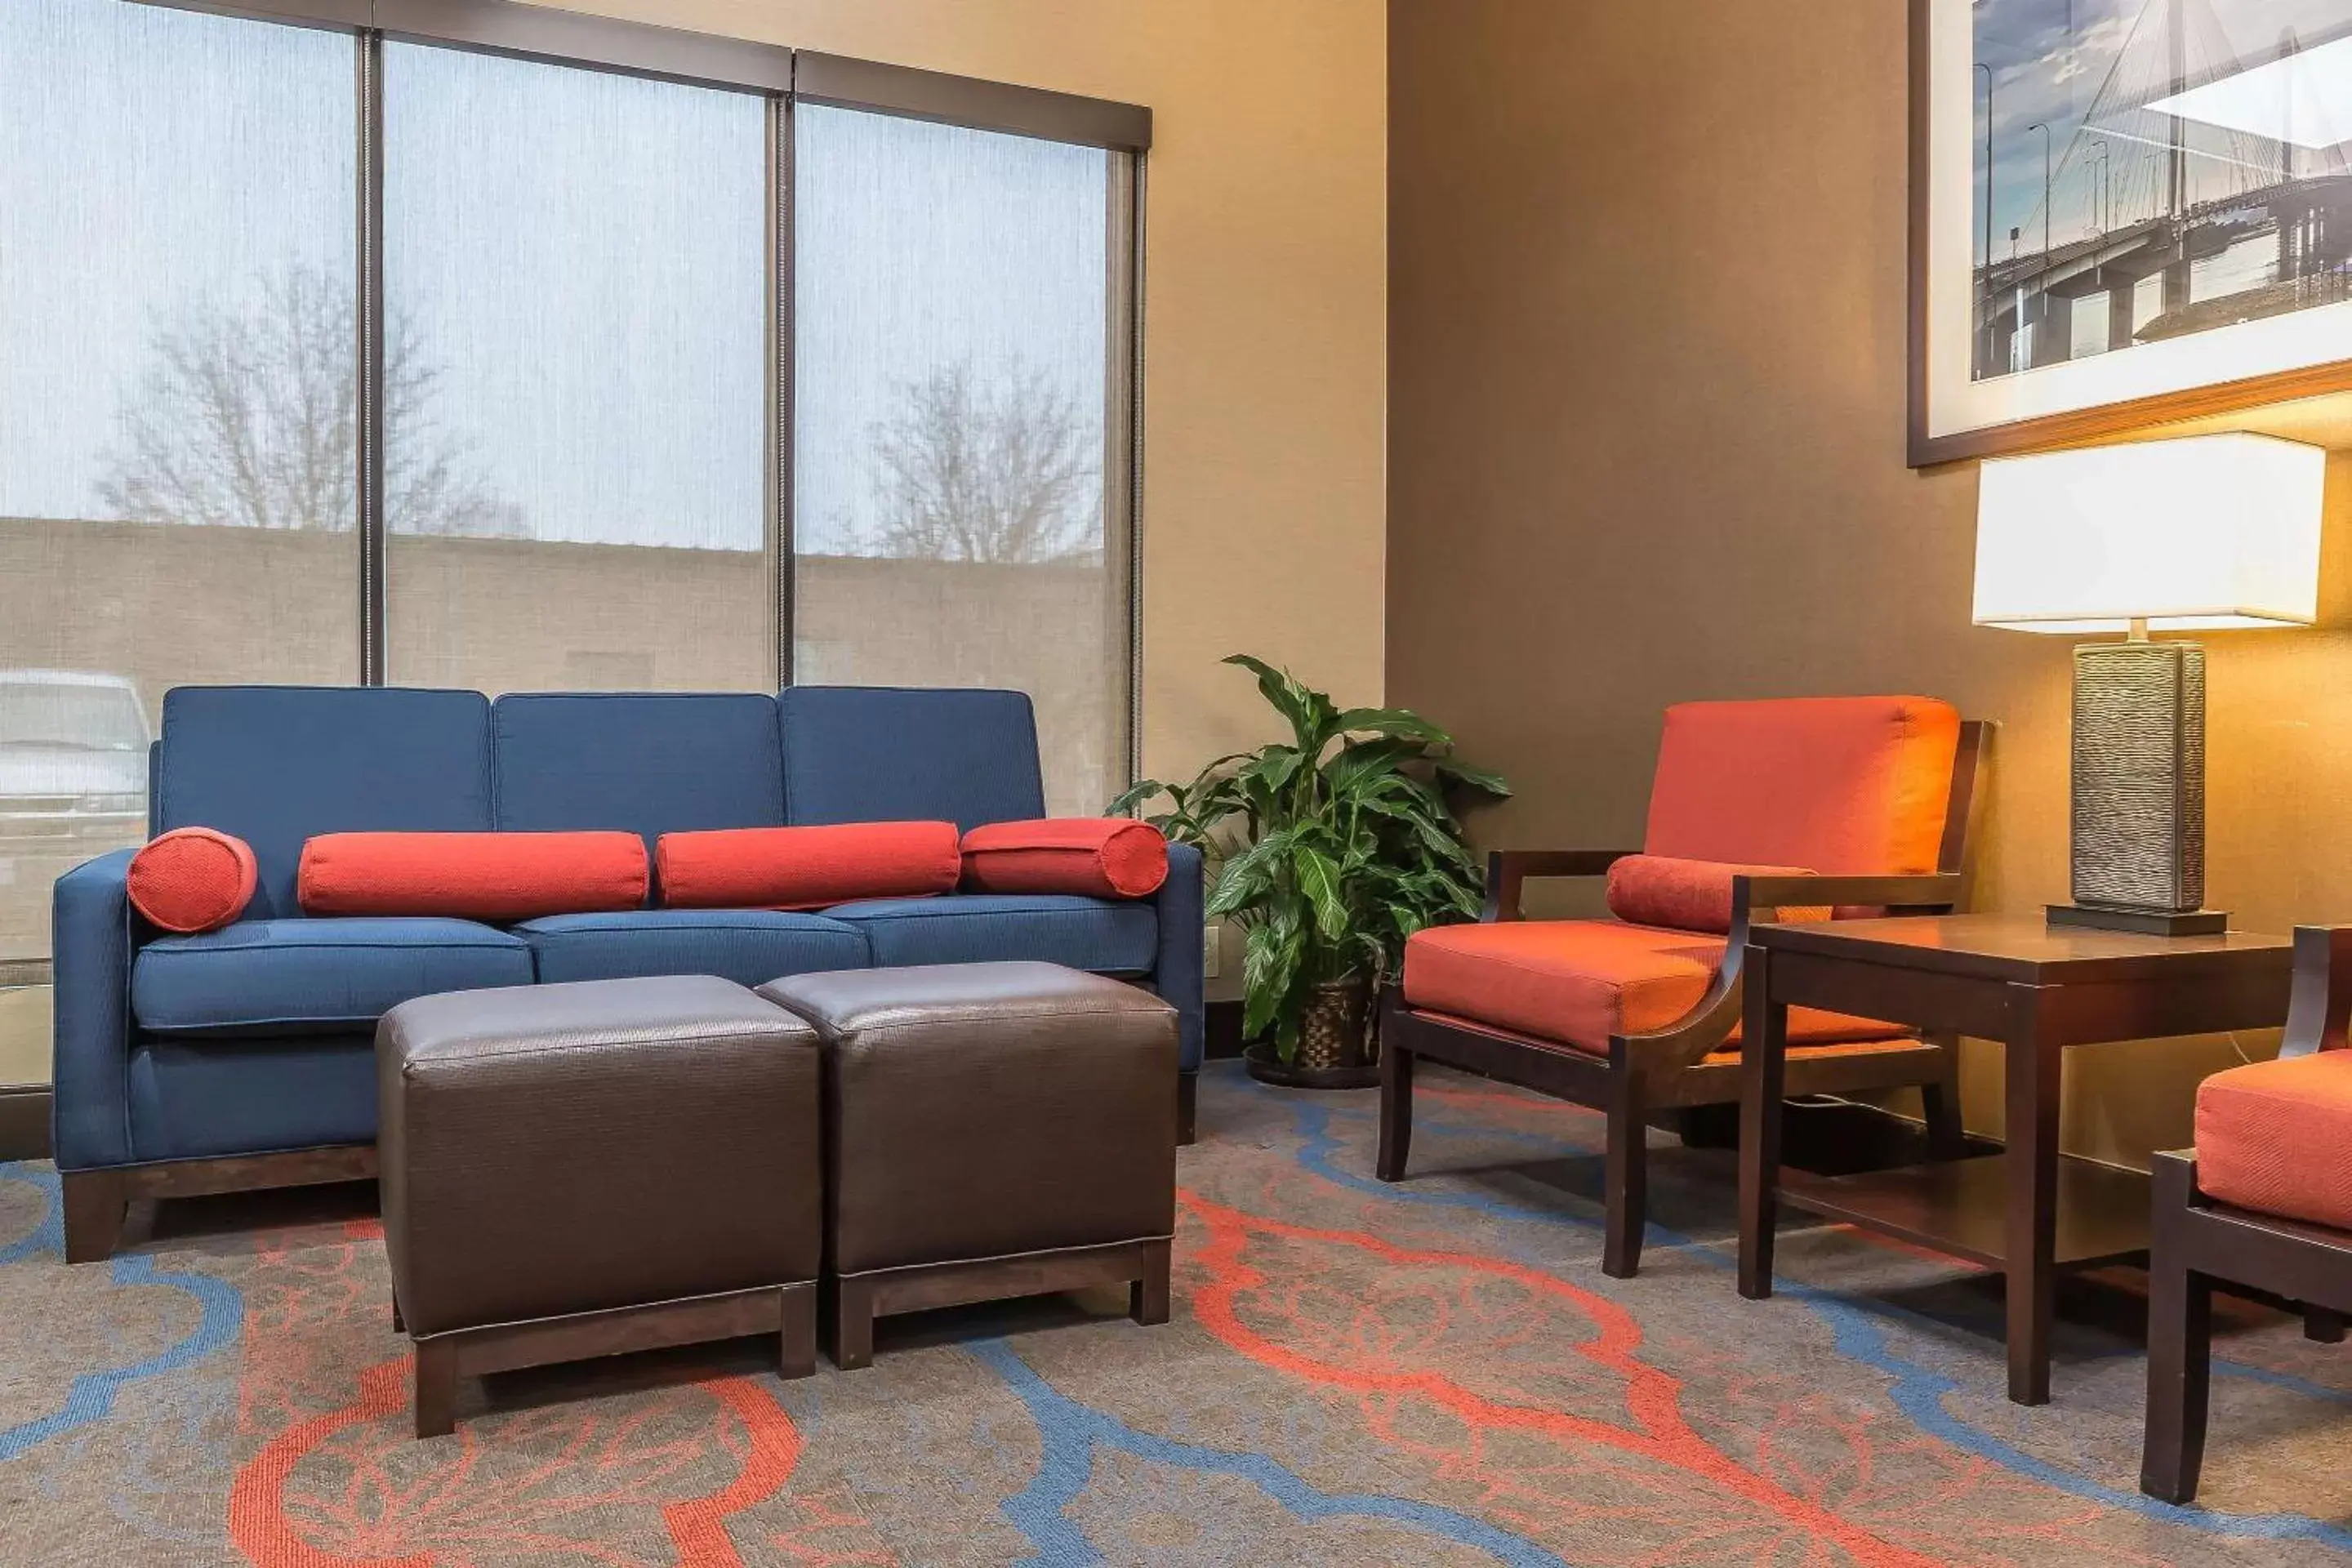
2;1061;2349;1566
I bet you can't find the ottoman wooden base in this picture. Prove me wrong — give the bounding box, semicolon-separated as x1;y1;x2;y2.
412;1284;818;1438
827;1239;1171;1370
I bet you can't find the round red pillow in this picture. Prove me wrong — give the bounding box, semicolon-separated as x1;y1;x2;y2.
127;826;258;934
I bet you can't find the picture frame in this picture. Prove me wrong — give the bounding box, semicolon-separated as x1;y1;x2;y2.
1909;0;2352;467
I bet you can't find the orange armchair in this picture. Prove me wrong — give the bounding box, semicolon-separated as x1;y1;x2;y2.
2142;925;2352;1504
1378;696;1989;1278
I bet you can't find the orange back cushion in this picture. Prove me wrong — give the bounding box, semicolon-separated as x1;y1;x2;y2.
961;818;1170;899
1604;854;1829;935
657;822;962;910
128;826;258;934
298;831;648;921
1642;697;1962;876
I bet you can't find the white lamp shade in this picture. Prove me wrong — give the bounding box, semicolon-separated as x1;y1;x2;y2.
1972;434;2326;635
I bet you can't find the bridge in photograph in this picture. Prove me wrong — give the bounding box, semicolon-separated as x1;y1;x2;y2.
1974;0;2352;378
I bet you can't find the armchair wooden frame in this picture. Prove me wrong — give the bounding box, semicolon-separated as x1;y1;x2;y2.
1377;720;1988;1279
2141;924;2352;1504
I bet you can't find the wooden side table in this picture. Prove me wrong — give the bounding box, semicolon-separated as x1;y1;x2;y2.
1735;914;2293;1405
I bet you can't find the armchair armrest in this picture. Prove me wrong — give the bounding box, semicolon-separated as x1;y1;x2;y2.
2281;924;2352;1058
1483;849;1642;923
1615;871;1963;1068
51;849;140;1170
1729;871;1963;941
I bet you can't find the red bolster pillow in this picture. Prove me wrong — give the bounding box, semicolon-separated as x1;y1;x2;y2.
127;826;257;933
297;831;648;920
657;822;962;910
960;817;1169;899
1605;853;1829;935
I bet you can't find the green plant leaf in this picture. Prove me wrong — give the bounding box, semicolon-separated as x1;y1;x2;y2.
1292;844;1349;939
1334;706;1453;748
1206;826;1295;916
1241;909;1303;1041
1222;653;1317;746
1320;737;1423;796
1105;778;1166;817
1434;759;1512;798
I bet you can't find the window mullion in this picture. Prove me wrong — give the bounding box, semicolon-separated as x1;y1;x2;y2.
769;87;796;689
356;28;388;685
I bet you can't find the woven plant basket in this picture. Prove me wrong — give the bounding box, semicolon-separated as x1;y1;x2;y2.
1244;974;1378;1089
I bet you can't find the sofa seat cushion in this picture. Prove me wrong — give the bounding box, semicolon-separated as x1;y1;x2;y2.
2196;1051;2352;1231
516;909;869;988
1401;920;1909;1055
823;893;1159;975
132;918;532;1035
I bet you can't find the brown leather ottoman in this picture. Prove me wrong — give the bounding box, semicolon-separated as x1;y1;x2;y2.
756;961;1178;1369
378;975;822;1437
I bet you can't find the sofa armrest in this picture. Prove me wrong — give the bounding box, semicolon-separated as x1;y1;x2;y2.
2282;925;2352;1058
1152;840;1205;1072
51;849;139;1170
1482;849;1640;922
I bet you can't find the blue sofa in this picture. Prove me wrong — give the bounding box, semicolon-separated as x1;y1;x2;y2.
52;684;1203;1260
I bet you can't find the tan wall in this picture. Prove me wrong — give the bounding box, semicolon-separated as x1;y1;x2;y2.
1387;0;2352;1168
533;0;1392;773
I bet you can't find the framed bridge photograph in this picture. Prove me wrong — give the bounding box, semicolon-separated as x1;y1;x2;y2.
1911;0;2352;465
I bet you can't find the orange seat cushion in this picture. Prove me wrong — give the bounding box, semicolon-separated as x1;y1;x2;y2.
1644;697;1961;875
2196;1052;2352;1232
1401;920;1909;1056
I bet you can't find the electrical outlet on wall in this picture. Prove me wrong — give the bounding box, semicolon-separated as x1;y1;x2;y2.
1202;921;1223;978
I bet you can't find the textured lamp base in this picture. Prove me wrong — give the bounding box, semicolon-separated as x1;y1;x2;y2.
2047;902;2228;938
2069;638;2207;922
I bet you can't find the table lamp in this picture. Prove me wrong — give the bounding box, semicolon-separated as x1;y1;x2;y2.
1972;433;2326;935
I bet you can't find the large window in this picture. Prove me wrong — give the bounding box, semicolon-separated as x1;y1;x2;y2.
0;0;359;980
384;43;773;693
0;1;1147;1078
795;107;1133;816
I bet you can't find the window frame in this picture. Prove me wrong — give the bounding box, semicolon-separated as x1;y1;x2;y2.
123;0;1149;702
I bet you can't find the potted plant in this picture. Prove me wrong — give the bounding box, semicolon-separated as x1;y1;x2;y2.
1111;655;1508;1086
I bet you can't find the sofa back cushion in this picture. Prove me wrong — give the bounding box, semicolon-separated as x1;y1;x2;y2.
155;686;494;919
1642;697;1962;877
778;686;1045;832
492;693;785;854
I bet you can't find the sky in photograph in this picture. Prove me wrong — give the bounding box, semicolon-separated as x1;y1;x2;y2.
1972;0;2352;261
0;0;1107;555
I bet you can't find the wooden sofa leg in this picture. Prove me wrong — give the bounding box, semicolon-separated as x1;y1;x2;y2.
1376;1044;1414;1182
2305;1307;2346;1344
61;1169;128;1265
1602;1078;1647;1280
